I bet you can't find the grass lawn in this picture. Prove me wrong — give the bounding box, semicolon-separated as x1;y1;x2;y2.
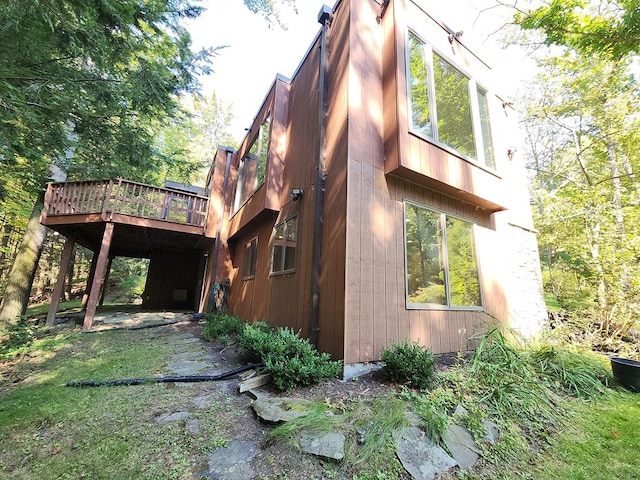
0;326;232;479
527;390;640;480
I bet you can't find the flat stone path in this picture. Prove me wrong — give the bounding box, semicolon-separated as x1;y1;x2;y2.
82;310;497;479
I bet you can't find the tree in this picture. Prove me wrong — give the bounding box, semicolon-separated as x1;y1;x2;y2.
0;0;214;332
157;91;236;184
0;0;296;332
520;50;640;347
242;0;298;27
515;0;640;59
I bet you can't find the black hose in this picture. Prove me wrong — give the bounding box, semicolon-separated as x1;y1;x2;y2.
66;363;264;388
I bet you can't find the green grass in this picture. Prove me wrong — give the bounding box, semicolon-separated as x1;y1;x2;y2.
544;294;562;311
0;327;233;479
2;319;638;480
25;299;83;318
527;391;640;480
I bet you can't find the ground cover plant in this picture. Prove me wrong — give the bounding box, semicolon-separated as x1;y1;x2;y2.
398;327;620;479
380;339;435;389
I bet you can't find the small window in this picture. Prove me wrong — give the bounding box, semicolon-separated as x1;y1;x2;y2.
271;215;298;275
242;237;258;279
404;202;482;309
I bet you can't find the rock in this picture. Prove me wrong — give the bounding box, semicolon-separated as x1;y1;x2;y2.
453;405;468;417
393;426;457;480
252;397;312;423
191;393;216;410
156;411;190;423
482;420;500;445
207;440;257;480
186;419;200;435
238;373;272;393
299;432;346;461
165;360;210;376
441;424;480;469
404;411;422;427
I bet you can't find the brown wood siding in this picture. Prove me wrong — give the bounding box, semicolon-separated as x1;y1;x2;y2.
211;0;540;364
225;78;291;239
346;172;497;363
343;1;497;363
278;28;321;339
223;26;325;345
317;0;350;361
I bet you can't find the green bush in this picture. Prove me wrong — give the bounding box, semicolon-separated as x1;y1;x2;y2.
202;313;244;342
380;340;435;389
239;324;342;391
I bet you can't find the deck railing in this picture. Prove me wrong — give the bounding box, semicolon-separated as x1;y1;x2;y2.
44;179;209;227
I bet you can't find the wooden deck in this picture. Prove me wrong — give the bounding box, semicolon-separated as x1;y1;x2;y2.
40;179;213;330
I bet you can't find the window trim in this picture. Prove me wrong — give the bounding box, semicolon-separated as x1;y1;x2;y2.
403;200;484;311
405;29;496;171
241;236;258;280
270;214;298;276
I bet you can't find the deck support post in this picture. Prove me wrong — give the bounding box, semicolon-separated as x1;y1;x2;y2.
46;235;75;326
83;222;114;329
99;256;113;306
80;253;98;311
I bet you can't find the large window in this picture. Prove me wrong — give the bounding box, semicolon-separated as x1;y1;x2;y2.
241;237;258;280
271;215;297;275
407;32;496;169
404;202;481;308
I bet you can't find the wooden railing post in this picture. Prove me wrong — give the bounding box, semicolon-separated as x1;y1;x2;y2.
40;184;53;224
102;180;114;222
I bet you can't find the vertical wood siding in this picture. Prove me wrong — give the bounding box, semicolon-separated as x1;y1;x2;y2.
343;0;499;363
214;0;543;365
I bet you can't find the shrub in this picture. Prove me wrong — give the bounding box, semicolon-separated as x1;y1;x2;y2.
202;313;244;342
239;324;342;391
380;340;435;389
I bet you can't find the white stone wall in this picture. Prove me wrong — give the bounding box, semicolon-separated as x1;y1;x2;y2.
502;223;548;338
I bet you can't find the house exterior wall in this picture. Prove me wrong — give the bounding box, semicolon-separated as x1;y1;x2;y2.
341;0;546;363
143;250;202;310
207;0;546;365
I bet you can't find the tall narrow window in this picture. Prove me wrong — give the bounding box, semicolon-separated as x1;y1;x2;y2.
408;33;432;137
271;215;298;274
232;112;272;213
251;112;271;186
242;237;258;280
405;202;481;308
407;32;496;169
433;53;476;159
476;87;496;169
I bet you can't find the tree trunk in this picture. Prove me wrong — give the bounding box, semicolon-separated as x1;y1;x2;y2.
0;192;47;333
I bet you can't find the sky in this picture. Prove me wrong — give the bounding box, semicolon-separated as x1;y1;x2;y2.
186;0;534;143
